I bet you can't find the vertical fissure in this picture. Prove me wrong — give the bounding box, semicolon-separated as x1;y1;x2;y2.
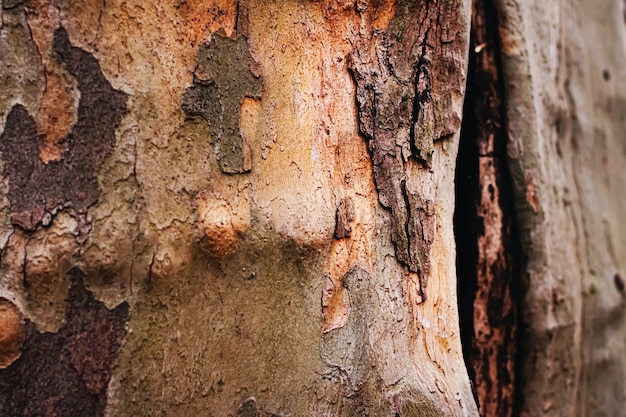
454;1;524;416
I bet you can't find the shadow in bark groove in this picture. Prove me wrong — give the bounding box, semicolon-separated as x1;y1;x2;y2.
454;1;524;416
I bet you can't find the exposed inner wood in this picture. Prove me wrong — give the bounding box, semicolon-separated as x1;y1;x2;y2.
455;0;522;415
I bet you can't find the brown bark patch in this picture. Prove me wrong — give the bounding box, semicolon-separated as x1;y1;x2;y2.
0;299;24;369
0;26;128;231
334;197;355;239
0;269;129;417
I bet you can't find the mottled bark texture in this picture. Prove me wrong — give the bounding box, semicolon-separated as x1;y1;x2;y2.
0;269;128;417
0;0;475;415
0;0;624;416
0;27;127;231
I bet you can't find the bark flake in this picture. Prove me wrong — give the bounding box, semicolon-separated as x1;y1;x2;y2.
0;298;24;369
182;31;262;174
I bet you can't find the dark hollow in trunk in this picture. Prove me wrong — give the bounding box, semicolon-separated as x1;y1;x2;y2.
454;1;524;415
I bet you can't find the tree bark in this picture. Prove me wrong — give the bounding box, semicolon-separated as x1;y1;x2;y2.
0;0;624;416
493;1;626;416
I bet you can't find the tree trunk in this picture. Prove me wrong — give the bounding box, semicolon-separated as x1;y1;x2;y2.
0;0;624;416
493;1;626;416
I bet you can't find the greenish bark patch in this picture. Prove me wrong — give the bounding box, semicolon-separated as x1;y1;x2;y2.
182;31;262;174
320;266;372;394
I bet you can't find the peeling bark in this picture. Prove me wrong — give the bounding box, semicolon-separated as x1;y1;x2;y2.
350;0;467;298
0;298;23;369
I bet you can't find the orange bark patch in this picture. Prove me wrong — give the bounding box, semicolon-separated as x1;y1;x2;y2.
172;1;238;43
0;299;24;369
25;0;78;164
195;190;250;256
37;65;77;163
322;276;351;333
525;175;539;212
370;0;397;30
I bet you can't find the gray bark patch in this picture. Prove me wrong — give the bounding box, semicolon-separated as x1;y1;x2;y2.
0;26;128;231
320;266;372;394
182;32;262;174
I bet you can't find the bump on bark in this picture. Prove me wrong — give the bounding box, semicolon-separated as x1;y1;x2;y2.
0;298;24;369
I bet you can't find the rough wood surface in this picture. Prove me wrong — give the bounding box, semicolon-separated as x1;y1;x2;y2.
3;0;623;415
349;0;467;297
455;0;520;415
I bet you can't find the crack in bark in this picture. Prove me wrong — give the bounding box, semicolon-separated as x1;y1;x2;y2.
454;1;522;415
